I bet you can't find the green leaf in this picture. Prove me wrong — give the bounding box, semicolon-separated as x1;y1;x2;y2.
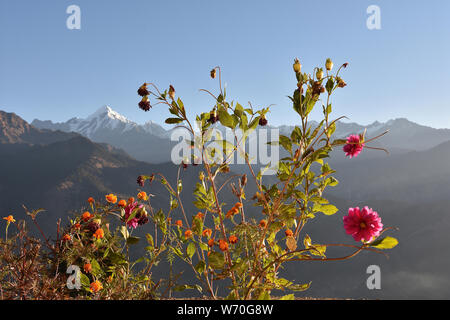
195;261;206;274
370;236;399;249
187;242;196;258
218;107;236;129
165;117;183;124
257;290;271;300
314;204;339;216
90;259;103;277
126;236;140;245
208;251;225;269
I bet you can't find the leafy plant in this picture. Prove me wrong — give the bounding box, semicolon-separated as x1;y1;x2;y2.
135;57;398;300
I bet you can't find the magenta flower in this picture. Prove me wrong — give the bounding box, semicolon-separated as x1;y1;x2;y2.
343;134;365;158
343;207;383;242
124;201;142;229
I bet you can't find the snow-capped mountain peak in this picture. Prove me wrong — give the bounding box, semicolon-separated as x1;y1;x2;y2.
86;105;131;124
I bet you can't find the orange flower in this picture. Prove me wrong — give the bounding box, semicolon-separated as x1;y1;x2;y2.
82;211;93;222
229;235;238;244
3;215;15;223
234;202;243;209
259;220;268;229
175;220;183;227
202;228;212;238
196;212;205;220
105;194;117;204
84;263;92;273
93;228;104;240
208;238;215;247
74;223;81;230
184;230;193;239
285;229;294;237
87;197;95;204
226;207;239;218
118;200;127;207
128;197;135;204
219;239;229;252
62;234;71;241
90;280;103;293
137;192;148;201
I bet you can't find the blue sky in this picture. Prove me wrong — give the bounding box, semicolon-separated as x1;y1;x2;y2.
1;0;449;128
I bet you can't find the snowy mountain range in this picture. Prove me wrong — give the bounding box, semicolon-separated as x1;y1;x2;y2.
31;105;450;163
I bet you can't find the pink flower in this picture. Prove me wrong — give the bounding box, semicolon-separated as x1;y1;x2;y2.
343;134;364;158
124;201;142;229
343;207;383;242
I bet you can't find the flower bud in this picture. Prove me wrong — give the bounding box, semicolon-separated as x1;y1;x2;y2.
293;58;302;73
168;85;175;100
316;68;324;80
326;58;333;71
210;68;216;79
199;171;205;181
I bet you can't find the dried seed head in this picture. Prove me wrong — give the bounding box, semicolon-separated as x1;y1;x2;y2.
137;83;149;97
241;174;247;187
138;96;151;111
259;115;268;126
210;68;217;79
137;175;145;187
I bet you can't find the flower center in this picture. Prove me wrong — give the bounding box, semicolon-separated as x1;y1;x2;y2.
360;222;367;229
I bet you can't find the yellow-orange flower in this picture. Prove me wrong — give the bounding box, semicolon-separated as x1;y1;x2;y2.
219;239;229;252
118;200;127;207
285;229;294;237
93;228;104;239
82;211;93;222
259;220;268;229
229;235;238;244
184;229;193;239
105;194;117;204
226;207;239;218
137;192;148;201
175;220;183;227
196;212;204;220
87;197;95;204
128;197;135;204
73;223;81;230
208;238;215;247
84;263;92;273
3;215;15;223
234;203;243;209
62;234;71;241
202;228;212;238
90;280;103;293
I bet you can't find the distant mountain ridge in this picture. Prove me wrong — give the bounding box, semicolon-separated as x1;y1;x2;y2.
3;108;450;298
31;106;450;164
